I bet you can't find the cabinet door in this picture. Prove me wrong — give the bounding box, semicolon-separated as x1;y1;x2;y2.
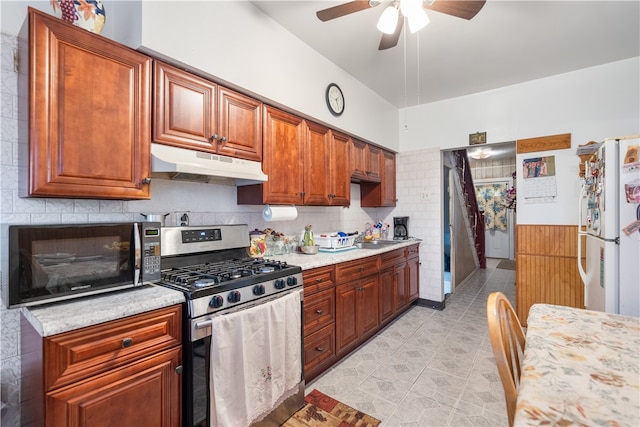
381;150;397;207
29;9;151;199
217;86;262;161
360;150;397;207
366;145;382;182
358;275;380;338
46;347;181;427
379;267;396;323
303;121;331;205
407;253;420;302
335;282;359;354
396;261;408;310
329;130;351;206
262;106;305;204
154;61;217;152
351;139;368;181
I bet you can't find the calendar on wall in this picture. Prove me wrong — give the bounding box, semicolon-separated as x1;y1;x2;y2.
522;156;557;204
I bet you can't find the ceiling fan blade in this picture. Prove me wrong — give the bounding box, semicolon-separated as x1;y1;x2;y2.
424;0;486;20
378;17;403;50
316;1;375;22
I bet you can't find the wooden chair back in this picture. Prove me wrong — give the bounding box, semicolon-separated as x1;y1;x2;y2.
486;292;526;427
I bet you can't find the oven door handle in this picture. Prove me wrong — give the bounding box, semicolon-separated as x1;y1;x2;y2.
133;223;141;285
195;320;213;330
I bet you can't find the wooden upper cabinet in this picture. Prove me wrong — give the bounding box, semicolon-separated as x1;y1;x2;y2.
217;86;262;161
303;123;351;206
350;139;381;183
153;62;262;161
328;130;351;206
304;121;332;205
153;61;217;152
238;105;305;205
366;145;383;182
361;149;397;207
28;8;152;199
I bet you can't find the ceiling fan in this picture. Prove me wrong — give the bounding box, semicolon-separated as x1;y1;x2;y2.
316;0;486;50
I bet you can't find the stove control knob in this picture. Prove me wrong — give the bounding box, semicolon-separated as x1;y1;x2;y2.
228;291;241;304
274;279;286;289
287;276;298;287
253;284;266;295
209;295;224;309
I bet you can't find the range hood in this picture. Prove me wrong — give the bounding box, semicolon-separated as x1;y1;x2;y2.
151;143;268;185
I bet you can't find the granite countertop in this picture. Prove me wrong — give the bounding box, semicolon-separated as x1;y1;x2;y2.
22;284;185;337
268;238;422;270
22;239;421;337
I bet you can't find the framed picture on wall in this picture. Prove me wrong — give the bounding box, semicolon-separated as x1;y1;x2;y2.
469;132;487;145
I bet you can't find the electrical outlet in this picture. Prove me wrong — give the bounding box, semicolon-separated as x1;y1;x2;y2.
178;212;190;226
421;192;429;200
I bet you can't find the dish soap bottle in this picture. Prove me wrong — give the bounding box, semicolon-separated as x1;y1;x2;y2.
303;225;314;247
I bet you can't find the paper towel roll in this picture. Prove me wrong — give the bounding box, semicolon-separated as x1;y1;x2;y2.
262;205;298;221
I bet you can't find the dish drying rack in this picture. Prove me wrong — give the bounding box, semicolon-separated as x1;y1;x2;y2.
316;233;358;252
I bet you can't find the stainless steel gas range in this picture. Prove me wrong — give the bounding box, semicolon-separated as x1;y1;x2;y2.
157;224;304;427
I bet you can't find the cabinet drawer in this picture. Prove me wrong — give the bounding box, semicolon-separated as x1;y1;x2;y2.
304;323;335;376
303;266;335;294
304;288;335;336
406;243;420;258
380;248;405;269
44;305;182;390
336;256;379;283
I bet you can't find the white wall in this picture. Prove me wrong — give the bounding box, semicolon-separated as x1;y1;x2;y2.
394;58;640;302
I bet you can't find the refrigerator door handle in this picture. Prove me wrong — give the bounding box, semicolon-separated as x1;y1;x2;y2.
577;183;588;305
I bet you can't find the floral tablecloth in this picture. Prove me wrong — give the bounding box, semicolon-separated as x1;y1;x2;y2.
514;304;640;426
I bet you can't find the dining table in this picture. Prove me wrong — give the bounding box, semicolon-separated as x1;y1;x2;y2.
514;303;640;426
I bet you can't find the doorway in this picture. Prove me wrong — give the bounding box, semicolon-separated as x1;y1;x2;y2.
442;141;516;297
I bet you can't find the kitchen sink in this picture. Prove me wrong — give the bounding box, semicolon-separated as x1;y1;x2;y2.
356;240;405;249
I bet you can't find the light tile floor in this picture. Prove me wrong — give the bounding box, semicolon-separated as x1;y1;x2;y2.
306;258;516;426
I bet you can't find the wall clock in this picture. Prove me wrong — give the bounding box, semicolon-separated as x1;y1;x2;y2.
325;83;344;116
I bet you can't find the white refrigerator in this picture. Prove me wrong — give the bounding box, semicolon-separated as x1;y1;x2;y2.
578;135;640;316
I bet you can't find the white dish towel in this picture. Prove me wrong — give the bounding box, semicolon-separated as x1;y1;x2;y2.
209;289;302;427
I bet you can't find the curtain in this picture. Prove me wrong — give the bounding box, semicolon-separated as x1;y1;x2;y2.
475;183;508;231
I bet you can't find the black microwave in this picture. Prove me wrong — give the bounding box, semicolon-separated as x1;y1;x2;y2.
8;222;162;308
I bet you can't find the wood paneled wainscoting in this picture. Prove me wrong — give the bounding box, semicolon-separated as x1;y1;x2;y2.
515;224;585;325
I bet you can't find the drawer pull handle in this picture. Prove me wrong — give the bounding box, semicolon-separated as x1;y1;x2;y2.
316;347;325;352
316;309;323;315
315;278;323;283
121;338;133;348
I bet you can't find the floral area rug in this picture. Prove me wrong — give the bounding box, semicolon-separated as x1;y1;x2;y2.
282;389;381;427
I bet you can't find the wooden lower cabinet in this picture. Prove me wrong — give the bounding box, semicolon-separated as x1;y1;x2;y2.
407;244;420;303
46;347;181;427
335;274;379;355
22;305;182;427
302;266;336;382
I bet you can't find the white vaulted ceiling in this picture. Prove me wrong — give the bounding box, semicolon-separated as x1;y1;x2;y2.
250;1;640;108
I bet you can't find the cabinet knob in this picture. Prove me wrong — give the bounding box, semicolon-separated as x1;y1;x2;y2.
141;177;151;185
175;365;183;375
316;347;325;352
316;309;323;315
220;136;227;143
210;134;219;141
121;337;133;348
315;278;323;283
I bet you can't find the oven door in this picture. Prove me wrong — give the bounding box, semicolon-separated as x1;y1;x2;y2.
7;222;160;307
184;288;305;427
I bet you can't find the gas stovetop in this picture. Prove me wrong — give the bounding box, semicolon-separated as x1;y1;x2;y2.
160;257;300;298
156;224;303;319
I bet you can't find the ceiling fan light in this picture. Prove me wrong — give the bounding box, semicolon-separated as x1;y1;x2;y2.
408;8;429;33
400;0;422;17
377;4;399;34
